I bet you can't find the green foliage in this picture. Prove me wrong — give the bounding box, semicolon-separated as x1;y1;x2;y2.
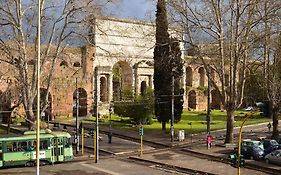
154;0;184;127
113;89;154;125
122;86;134;100
197;86;208;95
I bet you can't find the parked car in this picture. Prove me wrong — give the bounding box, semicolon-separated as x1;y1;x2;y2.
242;139;264;150
240;144;264;160
265;150;281;165
261;139;281;155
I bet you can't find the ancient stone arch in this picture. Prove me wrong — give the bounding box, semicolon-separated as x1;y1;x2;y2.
140;81;147;96
198;67;205;87
73;88;87;117
211;89;221;109
188;90;196;109
100;76;108;102
186;66;193;86
112;61;133;101
60;60;68;67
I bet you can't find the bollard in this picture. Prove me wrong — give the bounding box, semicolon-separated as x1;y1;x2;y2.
108;132;112;144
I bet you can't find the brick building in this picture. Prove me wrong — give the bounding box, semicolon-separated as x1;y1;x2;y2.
0;16;221;121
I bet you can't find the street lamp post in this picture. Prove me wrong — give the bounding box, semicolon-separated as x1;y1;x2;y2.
94;67;99;163
75;77;79;154
206;65;211;148
36;1;42;175
171;71;175;143
108;104;113;144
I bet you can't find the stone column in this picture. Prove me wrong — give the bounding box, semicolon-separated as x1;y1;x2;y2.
108;73;113;102
134;68;139;96
182;66;188;108
148;75;152;88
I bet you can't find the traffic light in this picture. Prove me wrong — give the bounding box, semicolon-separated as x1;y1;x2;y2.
229;154;238;167
230;154;245;168
239;155;245;167
139;127;144;136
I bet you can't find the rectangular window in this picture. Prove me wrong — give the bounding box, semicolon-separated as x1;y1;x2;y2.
40;140;48;150
19;142;27;151
64;138;70;148
0;142;2;159
6;142;14;152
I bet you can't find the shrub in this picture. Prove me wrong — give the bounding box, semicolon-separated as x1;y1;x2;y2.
113;88;154;125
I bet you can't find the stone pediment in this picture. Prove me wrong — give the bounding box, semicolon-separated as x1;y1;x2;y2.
133;61;153;69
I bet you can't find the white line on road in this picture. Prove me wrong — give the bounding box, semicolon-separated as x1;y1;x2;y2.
79;162;122;175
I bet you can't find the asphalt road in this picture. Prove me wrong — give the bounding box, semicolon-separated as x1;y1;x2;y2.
0;158;179;175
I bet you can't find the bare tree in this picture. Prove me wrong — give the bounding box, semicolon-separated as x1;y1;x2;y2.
168;0;280;143
0;0;118;129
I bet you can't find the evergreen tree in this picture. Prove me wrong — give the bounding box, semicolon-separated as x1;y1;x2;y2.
154;0;183;132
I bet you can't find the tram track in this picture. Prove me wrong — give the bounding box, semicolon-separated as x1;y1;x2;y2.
42;123;281;174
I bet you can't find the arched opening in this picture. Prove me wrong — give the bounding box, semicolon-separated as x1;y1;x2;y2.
211;89;221;110
60;60;68;67
100;76;108;102
140;81;147;96
73;88;87;117
112;61;133;100
73;61;81;67
198;67;205;86
188;90;196;109
27;59;36;65
186;66;193;86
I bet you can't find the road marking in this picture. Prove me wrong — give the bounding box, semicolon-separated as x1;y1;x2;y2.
79;162;121;175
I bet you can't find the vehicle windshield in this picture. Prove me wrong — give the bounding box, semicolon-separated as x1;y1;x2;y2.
253;145;264;152
270;140;279;146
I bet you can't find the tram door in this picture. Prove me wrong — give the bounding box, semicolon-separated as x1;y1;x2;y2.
51;138;64;162
0;142;2;167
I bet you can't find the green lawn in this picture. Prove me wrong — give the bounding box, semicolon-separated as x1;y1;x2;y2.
80;110;271;135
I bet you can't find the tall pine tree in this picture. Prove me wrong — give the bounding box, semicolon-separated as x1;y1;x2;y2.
154;0;183;132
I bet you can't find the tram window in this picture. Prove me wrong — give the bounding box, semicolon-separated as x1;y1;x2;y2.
64;138;70;148
0;142;2;159
27;141;35;151
19;142;27;151
40;140;48;150
6;142;14;152
58;138;63;145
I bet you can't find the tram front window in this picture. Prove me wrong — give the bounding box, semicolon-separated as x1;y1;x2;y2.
0;142;2;159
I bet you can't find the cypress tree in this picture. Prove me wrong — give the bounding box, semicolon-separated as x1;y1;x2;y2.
154;0;183;132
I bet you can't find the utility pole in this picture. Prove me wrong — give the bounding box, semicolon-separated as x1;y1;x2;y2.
171;72;175;143
206;65;211;148
94;67;99;163
36;1;41;174
75;77;79;154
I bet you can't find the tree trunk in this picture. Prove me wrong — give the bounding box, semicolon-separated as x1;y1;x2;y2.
271;107;279;139
162;122;166;134
6;111;12;134
26;105;36;130
225;109;235;143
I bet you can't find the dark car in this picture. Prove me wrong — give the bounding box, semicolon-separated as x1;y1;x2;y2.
261;139;280;155
240;145;264;160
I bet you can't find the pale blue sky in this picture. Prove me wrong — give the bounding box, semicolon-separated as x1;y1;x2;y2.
112;0;156;20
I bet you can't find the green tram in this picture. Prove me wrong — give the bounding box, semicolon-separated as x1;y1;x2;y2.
0;129;73;168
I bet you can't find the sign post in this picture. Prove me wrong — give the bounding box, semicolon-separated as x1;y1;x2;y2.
82;127;84;156
139;127;144;157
